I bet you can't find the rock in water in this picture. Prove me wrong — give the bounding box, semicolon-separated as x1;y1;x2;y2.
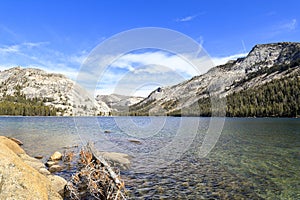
97;151;131;170
34;155;44;159
128;139;142;145
49;165;63;173
50;151;63;161
46;161;57;167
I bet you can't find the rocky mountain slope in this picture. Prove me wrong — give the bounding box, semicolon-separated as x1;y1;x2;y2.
96;94;143;114
0;67;110;116
129;42;300;116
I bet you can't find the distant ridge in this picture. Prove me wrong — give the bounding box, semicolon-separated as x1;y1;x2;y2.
129;42;300;117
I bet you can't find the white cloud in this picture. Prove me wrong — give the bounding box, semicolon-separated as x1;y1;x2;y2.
110;51;206;76
0;41;86;80
22;41;49;48
211;53;248;66
0;45;20;53
282;19;297;31
93;51;248;97
176;14;198;22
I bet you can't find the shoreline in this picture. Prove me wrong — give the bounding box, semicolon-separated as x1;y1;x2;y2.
0;136;66;199
0;136;130;199
0;115;299;118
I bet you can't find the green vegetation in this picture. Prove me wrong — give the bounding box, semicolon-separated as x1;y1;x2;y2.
0;86;57;116
169;74;300;117
129;99;156;116
226;75;300;117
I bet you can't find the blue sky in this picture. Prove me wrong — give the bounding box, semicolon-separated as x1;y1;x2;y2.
0;0;299;96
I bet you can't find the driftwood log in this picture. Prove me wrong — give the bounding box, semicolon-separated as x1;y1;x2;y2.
86;143;122;188
65;143;127;200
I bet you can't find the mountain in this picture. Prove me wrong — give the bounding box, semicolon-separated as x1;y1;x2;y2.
96;94;144;114
0;67;110;116
129;42;300;117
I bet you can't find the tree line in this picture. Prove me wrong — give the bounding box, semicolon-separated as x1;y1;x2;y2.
0;87;57;116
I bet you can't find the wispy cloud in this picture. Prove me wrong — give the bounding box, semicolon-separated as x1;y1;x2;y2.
22;41;50;48
0;25;19;40
110;51;203;76
0;44;20;53
281;19;297;31
176;15;197;22
0;42;49;54
211;53;248;66
0;41;86;80
176;12;205;22
262;18;298;39
94;51;248;96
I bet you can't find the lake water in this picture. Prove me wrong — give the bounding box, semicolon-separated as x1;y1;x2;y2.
0;117;299;199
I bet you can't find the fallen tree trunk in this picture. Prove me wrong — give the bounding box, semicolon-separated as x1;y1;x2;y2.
86;142;122;188
65;143;127;200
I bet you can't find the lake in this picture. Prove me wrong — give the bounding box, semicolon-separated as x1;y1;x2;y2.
0;117;299;199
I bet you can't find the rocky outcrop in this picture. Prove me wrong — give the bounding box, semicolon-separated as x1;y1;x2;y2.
130;42;300;115
0;136;66;200
0;67;110;116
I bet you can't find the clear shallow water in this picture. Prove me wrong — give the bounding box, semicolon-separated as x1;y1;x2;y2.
0;117;299;199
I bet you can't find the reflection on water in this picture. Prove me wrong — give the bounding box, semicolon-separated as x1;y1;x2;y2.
0;117;299;199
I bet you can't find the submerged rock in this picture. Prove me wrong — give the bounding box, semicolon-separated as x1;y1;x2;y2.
104;130;112;133
96;151;131;170
128;139;142;145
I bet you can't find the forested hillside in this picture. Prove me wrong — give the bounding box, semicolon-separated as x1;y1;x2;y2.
167;73;300;117
0;86;57;116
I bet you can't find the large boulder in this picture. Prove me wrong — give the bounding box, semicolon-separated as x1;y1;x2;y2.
0;136;25;154
0;136;64;200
